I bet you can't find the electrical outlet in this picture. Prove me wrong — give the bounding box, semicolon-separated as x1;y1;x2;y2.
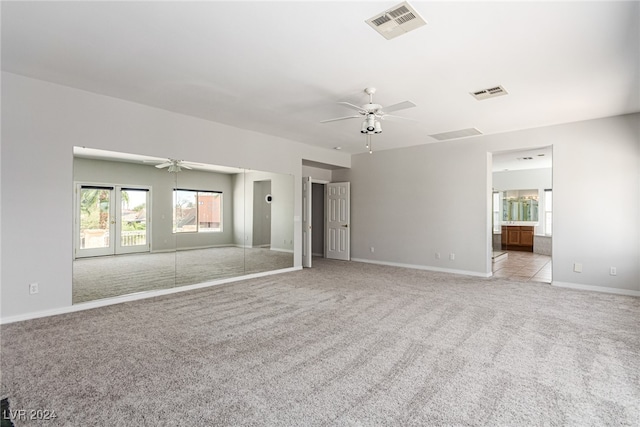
370;247;375;253
574;263;582;273
449;253;455;261
610;267;617;276
435;252;441;260
29;283;39;295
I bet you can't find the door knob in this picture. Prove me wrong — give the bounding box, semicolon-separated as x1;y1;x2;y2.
342;224;349;228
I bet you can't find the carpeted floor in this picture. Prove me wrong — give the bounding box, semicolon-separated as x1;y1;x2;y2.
3;258;639;426
72;246;294;303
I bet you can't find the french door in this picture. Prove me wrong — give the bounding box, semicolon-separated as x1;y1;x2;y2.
75;184;150;258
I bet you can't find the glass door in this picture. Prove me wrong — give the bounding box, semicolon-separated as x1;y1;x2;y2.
77;185;115;258
76;185;150;258
116;188;150;254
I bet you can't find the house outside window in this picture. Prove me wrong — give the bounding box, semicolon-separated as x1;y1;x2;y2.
173;190;222;233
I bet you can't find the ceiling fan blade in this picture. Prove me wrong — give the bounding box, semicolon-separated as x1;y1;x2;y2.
155;162;172;168
381;114;419;122
337;102;366;113
320;115;362;123
180;164;193;170
382;101;416;113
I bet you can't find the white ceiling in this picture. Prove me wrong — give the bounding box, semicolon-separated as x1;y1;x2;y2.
2;1;639;156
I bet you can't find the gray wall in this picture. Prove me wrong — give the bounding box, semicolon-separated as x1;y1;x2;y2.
333;113;640;293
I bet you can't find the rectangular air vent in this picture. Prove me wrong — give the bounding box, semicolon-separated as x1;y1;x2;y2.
471;85;508;100
429;128;483;141
366;1;427;40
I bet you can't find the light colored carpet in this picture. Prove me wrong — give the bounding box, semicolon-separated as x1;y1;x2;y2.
3;258;639;426
72;246;294;303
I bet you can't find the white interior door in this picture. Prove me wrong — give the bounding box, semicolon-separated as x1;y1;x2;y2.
326;182;350;261
302;176;312;268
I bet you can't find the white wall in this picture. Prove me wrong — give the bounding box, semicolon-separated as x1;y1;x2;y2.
493;168;552;191
302;165;332;182
333;113;640;294
0;72;350;320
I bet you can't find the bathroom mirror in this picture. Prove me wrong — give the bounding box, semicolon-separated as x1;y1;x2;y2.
500;189;539;222
72;147;294;304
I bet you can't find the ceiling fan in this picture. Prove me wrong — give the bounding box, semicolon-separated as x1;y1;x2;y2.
150;159;194;173
321;87;416;153
321;87;416;133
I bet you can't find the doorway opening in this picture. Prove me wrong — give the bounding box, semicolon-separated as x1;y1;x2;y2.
490;146;553;283
311;182;325;257
253;180;272;248
302;178;350;267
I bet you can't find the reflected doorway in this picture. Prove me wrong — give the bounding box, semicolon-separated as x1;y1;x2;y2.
253;180;272;248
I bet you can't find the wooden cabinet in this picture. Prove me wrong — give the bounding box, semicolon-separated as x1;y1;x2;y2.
502;226;534;251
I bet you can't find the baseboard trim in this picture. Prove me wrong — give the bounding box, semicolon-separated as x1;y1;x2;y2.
351;258;492;278
551;281;640;297
0;267;302;325
270;247;294;254
152;244;234;254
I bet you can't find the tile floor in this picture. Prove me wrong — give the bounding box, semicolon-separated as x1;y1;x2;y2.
492;250;552;283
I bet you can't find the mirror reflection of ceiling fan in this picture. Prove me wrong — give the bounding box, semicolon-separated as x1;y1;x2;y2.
150;159;195;173
321;87;417;153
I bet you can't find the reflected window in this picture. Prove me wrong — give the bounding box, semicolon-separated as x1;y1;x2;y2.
173;190;222;233
544;189;552;236
492;191;500;233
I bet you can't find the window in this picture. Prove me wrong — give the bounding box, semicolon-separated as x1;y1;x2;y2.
492;191;501;233
173;190;222;233
544;189;552;235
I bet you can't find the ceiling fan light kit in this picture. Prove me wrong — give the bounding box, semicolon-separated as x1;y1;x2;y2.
361;113;382;134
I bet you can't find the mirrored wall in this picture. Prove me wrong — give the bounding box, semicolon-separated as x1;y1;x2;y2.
72;147;294;304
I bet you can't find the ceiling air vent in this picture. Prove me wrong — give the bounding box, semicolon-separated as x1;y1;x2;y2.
366;1;427;40
471;85;508;100
429;128;483;141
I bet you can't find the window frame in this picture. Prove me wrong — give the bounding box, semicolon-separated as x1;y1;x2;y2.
544;188;552;236
173;189;223;234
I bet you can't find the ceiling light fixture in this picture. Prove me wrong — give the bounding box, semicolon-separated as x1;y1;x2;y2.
361;113;382;135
